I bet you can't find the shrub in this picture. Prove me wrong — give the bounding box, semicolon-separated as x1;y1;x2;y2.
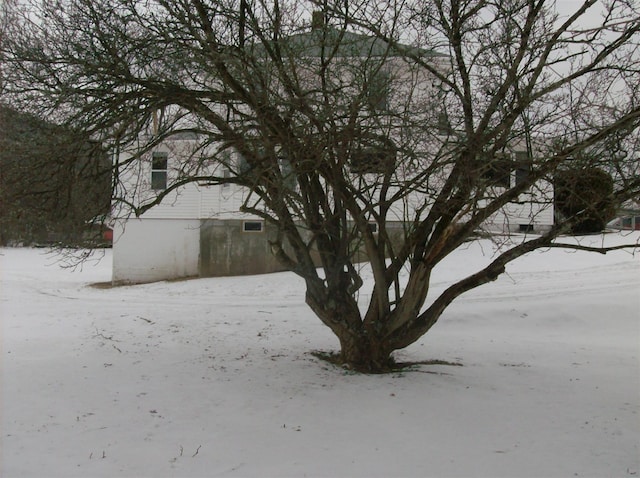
554;167;616;234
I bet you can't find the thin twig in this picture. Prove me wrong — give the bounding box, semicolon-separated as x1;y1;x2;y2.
192;445;201;458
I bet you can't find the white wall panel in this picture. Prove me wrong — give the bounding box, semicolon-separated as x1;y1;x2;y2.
112;218;200;283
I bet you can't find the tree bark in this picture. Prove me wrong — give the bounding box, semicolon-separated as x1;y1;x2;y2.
338;331;394;373
305;277;395;373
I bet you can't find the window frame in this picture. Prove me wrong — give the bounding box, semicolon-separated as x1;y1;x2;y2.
514;151;532;187
151;151;168;191
367;69;390;112
482;155;512;188
242;220;264;233
349;135;397;175
221;165;231;188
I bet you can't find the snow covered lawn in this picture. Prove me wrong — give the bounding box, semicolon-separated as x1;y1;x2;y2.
2;233;639;477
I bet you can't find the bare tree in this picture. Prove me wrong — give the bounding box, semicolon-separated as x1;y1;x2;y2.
2;0;638;371
0;105;112;246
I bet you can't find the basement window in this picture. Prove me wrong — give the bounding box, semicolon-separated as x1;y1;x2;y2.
243;221;264;232
519;224;534;233
151;152;168;190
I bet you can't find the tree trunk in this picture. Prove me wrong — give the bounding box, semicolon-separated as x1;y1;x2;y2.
305;275;396;373
338;331;394;373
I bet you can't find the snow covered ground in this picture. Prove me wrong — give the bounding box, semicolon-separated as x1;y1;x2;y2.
1;232;639;478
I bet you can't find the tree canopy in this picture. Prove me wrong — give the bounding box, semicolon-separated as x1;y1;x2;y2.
2;0;639;371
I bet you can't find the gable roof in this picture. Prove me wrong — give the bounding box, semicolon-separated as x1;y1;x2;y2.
249;26;444;59
288;27;442;58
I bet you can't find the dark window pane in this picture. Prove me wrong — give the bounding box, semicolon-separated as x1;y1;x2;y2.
151;171;167;190
514;151;531;187
278;156;297;190
238;154;251;174
350;136;397;175
483;159;511;188
152;153;168;170
151;152;168;190
516;166;530;186
367;71;390;111
437;111;451;135
243;221;263;232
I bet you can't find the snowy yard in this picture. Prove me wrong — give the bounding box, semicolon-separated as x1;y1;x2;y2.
1;232;639;478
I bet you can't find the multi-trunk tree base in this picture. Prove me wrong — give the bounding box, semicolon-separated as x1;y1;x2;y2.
312;350;398;374
312;350;465;374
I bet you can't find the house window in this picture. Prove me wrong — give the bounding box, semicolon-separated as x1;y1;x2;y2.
437;111;451;135
514;151;531;187
151;152;168;190
278;156;297;191
220;152;232;188
515;164;530;186
519;224;534;233
367;70;390;112
222;166;231;188
350;136;397;175
238;153;252;175
368;222;378;234
482;155;511;188
243;221;264;232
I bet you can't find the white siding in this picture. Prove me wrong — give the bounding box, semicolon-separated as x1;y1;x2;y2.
140;183;203;219
485;203;554;233
484;179;555;233
199;182;248;219
111;52;555;284
117;139;254;221
112;218;200;283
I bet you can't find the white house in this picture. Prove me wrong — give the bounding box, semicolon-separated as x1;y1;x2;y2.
112;21;554;284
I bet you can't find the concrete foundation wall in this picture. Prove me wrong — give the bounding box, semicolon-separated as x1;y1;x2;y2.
112;218;200;284
114;213;549;284
199;219;288;277
199;219;407;278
